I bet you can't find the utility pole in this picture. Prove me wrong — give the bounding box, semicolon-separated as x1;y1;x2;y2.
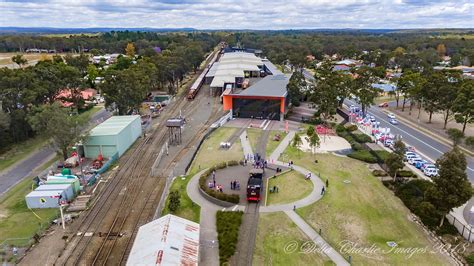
59;204;65;230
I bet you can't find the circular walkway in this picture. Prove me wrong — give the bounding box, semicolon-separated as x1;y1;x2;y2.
186;160;325;213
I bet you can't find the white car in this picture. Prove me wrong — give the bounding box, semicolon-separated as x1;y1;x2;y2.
384;139;393;147
405;153;418;161
387;113;396;119
389;118;398;125
424;168;438;177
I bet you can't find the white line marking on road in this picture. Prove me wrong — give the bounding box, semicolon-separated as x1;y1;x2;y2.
232;205;238;211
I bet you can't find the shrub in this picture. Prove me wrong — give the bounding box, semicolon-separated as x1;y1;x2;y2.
335;124;347;134
372;169;388;177
168;190;181;212
397;170;415;178
352;133;372;143
345;124;358;132
347;150;378;163
227;160;239;166
216;211;244;265
464;252;474;265
373;150;390;162
350;142;363;151
216;161;227;169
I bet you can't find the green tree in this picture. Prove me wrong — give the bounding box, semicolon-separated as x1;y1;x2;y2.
465;136;474;149
307;132;320;154
393;139;406;157
306;125;315;137
64;53;90;75
292;133;303;153
446;128;464;146
100;67;151;115
426;147;472;227
438;70;462;129
452;80;474;133
27;103;88;160
397;70;425;112
11;54;27;68
352;66;382;116
286;71;306;106
168;190;181;212
385;153;404;181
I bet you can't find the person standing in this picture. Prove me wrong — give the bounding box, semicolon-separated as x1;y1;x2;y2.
321;186;325;195
326;179;329;188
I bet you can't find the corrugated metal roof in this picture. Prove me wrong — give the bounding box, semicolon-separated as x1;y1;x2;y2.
127;214;200;266
233;74;290;98
26;190;64;197
89;115;140;136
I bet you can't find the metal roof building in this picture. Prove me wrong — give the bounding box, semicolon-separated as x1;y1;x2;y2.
222;74;291;121
206;52;264;89
127;214;200;266
83;115;142;159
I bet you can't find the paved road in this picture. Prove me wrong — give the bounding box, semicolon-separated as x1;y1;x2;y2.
345;99;474;182
0;108;111;196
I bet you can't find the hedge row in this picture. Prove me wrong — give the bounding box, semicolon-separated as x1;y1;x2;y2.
347;150;391;164
216;211;244;265
198;161;241;204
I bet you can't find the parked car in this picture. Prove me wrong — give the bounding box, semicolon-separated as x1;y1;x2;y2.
415;160;428;169
424;168;438;177
384;139;393;147
422;164;436;171
389;118;399;125
405;153;418;162
379;102;389;107
387;113;396;119
369;116;376;122
409;157;423;166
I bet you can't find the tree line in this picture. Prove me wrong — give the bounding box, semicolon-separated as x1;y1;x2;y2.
0;32;219;157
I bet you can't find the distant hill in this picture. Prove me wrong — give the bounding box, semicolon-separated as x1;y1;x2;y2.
0;27;472;35
0;27;197;34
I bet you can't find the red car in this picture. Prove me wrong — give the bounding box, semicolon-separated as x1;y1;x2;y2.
378;102;389;108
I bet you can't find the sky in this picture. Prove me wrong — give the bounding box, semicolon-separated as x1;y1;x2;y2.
0;0;472;29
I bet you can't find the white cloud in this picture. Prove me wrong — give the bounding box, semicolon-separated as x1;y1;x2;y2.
0;0;472;29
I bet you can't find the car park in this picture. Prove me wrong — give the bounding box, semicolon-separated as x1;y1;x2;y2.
384;139;393;147
422;164;436;171
415;160;428;169
369;116;376;122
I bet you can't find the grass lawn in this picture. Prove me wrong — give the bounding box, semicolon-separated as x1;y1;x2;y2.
266;131;288;157
189;127;243;174
0;135;49;172
0;177;58;247
253;212;334;266
267;170;313;205
161;174;200;223
374;95;404;104
246;128;263;153
281;146;452;265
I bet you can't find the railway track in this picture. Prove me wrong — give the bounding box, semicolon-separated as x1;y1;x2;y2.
235;202;260;266
54;48;223;266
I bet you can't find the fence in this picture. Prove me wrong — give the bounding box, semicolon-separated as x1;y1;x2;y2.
446;213;474;242
210;111;231;128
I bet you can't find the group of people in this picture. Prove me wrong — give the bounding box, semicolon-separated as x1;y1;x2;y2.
230;180;240;190
275;167;283;173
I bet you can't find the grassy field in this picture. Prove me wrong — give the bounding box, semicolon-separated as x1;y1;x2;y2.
161;174;200;223
246;128;263;153
0;136;49;172
266;131;288;157
267;170;312;205
280;146;452;265
253;212;334;265
188;127;243;174
0;177;58;247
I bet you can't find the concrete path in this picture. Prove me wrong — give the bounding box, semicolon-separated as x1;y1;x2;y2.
187;169;221;266
269;130;295;162
240;131;254;162
285;210;350;266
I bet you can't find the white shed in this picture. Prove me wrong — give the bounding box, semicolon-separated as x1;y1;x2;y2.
127;214;200;266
